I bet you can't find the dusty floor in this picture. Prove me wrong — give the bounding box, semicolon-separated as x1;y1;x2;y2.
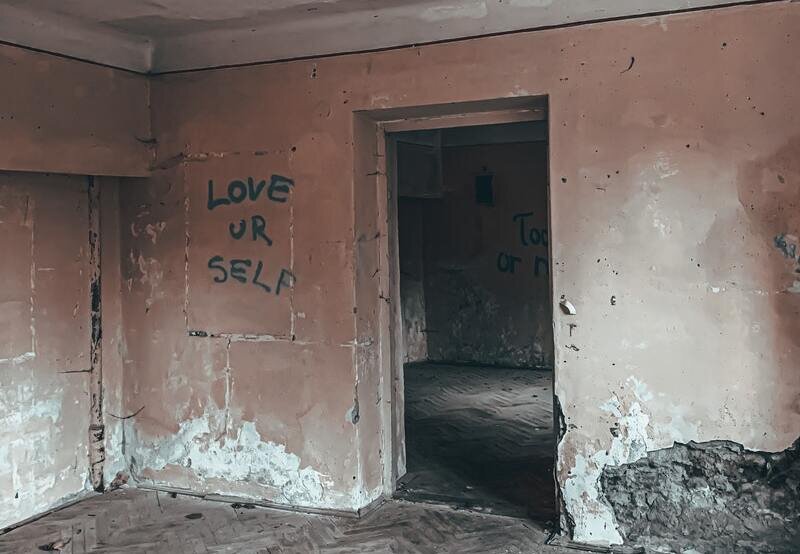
397;363;556;522
0;364;562;553
0;488;572;553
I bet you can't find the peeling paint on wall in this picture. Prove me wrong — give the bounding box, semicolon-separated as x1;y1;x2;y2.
0;351;35;364
421;1;488;22
559;375;712;545
132;410;333;507
560;377;657;545
509;0;554;7
0;172;93;530
0;383;75;528
131;253;166;311
773;233;800;293
136;3;799;548
601;438;800;552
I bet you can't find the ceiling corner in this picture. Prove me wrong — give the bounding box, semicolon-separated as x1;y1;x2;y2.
0;4;152;73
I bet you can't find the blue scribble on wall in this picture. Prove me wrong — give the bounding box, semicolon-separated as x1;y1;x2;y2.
774;233;799;261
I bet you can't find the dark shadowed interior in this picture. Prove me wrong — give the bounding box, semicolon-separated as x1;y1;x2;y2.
393;123;556;523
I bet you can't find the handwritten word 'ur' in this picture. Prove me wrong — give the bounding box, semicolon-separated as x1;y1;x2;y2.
497;252;548;276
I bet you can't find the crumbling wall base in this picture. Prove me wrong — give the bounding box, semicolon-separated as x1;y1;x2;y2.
601;438;800;553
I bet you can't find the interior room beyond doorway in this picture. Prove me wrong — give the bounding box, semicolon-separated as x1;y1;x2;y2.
393;120;556;523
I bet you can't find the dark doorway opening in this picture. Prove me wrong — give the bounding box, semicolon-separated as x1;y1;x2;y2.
392;120;556;524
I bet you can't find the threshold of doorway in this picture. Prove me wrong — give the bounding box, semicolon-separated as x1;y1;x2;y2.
404;360;553;372
393;491;646;554
393;486;534;522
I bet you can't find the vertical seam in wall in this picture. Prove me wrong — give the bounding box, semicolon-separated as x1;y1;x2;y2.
146;76;155;166
289;202;295;338
112;178;133;478
350;115;365;506
87;176;105;491
28;194;36;357
376;122;394;496
145;40;155;78
543;102;568;535
224;337;232;436
352;193;363;508
184;165;190;330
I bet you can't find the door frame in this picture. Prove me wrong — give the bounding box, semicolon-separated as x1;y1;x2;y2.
352;96;551;500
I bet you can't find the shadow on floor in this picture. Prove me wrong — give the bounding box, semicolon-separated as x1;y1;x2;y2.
397;363;557;524
0;488;576;553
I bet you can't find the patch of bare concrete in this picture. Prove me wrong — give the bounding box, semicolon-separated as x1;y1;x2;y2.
601;438;800;553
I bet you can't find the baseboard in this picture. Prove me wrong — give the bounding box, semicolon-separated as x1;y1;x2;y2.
392;491;530;521
545;534;645;554
135;483;386;519
355;494;386;517
0;490;97;535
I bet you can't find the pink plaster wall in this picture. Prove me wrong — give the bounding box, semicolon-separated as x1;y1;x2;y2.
0;172;94;529
110;1;800;543
0;45;151;530
0;45;151;177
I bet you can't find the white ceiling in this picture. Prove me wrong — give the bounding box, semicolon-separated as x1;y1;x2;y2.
0;0;743;73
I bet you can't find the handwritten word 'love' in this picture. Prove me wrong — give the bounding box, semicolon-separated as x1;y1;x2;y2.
207;175;294;210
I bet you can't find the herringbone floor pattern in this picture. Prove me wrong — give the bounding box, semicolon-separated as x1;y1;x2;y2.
0;488;571;553
0;364;561;553
398;364;555;521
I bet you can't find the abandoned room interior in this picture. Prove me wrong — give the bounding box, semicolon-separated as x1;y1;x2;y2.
0;1;798;553
392;121;556;521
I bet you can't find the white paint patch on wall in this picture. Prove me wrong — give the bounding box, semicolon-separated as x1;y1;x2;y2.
132;253;165;311
624;150;723;256
420;1;487;22
0;382;89;529
144;222;167;244
664;403;700;444
370;94;391;108
653;152;679;179
786;280;800;294
506;85;531;97
561;452;624;545
102;416;128;484
132;409;333;507
0;351;35;364
509;0;554;7
560;376;701;545
640;15;670;31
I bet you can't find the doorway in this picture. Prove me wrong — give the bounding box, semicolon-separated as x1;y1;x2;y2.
389;119;556;523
